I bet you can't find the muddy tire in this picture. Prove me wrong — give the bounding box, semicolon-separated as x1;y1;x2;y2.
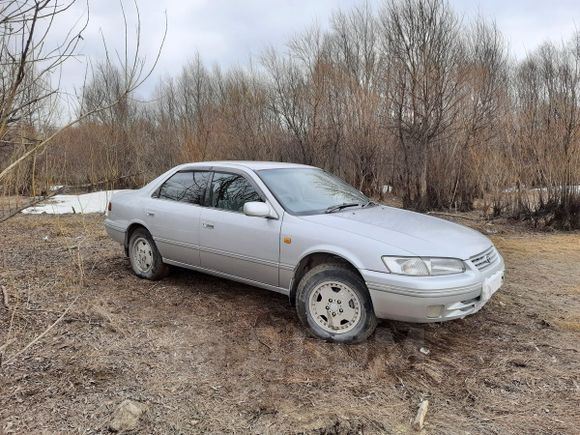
296;263;377;343
128;228;168;280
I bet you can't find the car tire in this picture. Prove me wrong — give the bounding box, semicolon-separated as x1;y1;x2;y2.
128;228;168;280
296;263;377;343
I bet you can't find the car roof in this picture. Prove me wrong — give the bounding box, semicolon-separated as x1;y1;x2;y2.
179;161;315;171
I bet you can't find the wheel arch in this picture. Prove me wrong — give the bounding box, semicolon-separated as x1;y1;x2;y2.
124;221;150;256
288;250;366;306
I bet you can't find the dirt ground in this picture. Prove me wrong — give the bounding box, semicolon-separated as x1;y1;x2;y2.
1;214;579;434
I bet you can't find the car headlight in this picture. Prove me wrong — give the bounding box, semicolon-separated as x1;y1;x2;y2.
382;256;465;276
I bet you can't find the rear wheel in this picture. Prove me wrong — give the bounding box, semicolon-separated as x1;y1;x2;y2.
296;263;377;343
128;228;168;280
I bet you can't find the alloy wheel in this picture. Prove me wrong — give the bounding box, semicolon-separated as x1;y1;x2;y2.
308;281;362;334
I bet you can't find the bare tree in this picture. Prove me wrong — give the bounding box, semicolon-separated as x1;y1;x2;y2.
380;0;465;210
0;0;86;197
262;50;306;163
511;37;580;228
0;0;167;187
450;18;509;211
330;3;383;192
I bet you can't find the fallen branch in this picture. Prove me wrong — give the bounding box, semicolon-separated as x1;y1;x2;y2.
413;399;429;431
254;331;273;352
68;172;144;190
536;343;579;353
0;186;64;223
1;238;87;367
0;338;17;367
1;285;8;309
1;291;83;367
426;211;482;222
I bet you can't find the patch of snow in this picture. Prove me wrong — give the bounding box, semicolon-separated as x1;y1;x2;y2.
503;185;580;193
22;190;122;215
502;186;518;193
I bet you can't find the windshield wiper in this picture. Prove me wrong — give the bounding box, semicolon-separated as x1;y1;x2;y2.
361;200;378;208
325;202;362;214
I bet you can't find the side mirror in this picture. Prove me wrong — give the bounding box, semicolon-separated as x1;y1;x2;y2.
243;201;273;218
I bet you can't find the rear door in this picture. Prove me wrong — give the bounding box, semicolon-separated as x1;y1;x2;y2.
144;170;211;266
199;171;282;286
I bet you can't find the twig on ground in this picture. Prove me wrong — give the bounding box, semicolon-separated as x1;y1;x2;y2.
536;343;579;353
413;399;429;431
1;291;84;367
0;187;64;223
0;338;16;353
1;238;87;367
1;285;8;309
0;338;16;367
426;211;482;222
254;331;272;352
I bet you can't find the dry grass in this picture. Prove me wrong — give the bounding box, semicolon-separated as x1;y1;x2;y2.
553;320;580;332
1;214;579;434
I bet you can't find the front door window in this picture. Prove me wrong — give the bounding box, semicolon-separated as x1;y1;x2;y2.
209;172;262;212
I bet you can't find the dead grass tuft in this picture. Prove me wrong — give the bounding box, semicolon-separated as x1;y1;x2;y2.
553;320;580;332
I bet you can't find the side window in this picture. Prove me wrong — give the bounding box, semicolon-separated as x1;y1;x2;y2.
157;171;210;204
189;172;211;204
210;172;262;212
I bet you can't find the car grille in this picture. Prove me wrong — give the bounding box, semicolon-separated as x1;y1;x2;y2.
470;246;499;271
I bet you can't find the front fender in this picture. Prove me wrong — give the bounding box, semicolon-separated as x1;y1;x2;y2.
294;244;367;271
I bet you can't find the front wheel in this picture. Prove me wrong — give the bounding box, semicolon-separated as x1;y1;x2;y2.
128;228;168;280
296;263;377;343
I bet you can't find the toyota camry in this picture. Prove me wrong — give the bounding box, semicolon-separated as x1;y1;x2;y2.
105;161;505;343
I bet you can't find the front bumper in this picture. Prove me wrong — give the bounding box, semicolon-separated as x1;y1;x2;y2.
362;255;505;323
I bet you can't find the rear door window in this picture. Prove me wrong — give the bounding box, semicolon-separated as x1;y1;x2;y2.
157;171;210;205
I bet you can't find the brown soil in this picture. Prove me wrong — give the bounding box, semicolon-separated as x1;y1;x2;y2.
1;214;579;434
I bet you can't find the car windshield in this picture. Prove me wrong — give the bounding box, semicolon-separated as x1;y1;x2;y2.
257;168;369;215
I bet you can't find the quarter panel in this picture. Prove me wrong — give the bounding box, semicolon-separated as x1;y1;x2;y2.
105;190;145;234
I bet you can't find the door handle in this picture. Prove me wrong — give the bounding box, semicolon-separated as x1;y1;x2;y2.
202;222;214;229
146;211;155;217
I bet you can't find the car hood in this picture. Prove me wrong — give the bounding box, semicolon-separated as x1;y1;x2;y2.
300;205;491;259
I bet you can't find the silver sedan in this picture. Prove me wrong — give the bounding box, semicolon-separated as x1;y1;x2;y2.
105;161;505;343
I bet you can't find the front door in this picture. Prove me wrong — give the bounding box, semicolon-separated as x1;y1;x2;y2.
199;171;281;286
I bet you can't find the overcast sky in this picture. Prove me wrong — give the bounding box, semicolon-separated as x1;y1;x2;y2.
51;0;579;99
